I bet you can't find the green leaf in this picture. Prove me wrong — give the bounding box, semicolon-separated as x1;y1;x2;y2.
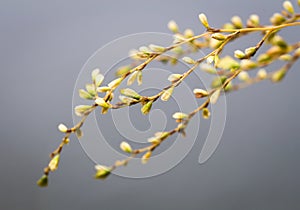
120;88;141;100
95;74;104;87
91;68;100;81
141;101;153;115
74;105;93;117
48;154;60;171
161;86;174;101
79;89;94;100
85;84;96;96
76;128;83;139
37;175;48;187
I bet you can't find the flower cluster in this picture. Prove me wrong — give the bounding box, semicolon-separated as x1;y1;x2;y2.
37;1;300;187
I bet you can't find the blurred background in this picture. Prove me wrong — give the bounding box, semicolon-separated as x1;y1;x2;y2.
0;0;299;209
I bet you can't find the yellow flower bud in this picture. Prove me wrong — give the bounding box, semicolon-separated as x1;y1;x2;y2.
155;132;170;141
74;105;93;117
147;137;161;145
283;1;294;14
108;77;123;89
257;54;271;63
238;71;250;82
234;50;246;59
209;38;222;49
137;71;143;86
211;33;226;41
48;154;60;172
200;63;216;74
91;68;100;81
173;34;186;43
182;56;196;64
223;23;235;30
141;151;152;164
231;16;243;28
85;84;96;96
168;74;182;82
120;88;141;100
94;74;104;87
63;137;70;144
120;141;133;153
193;88;208;98
149;44;165;52
199;13;209;28
168;20;179;33
245;47;256;57
161;86;174;101
240;60;257;70
279;54;292;61
95;98;110;109
97;86;111;92
216;56;240;70
79;89;94;100
94;165;111;179
202;108;211;119
58;123;68;133
271;69;286;83
247;14;260;26
257;69;267;80
210;89;221;104
116;65;131;77
172;112;188;120
139;46;151;54
141;101;153;115
184;29;194;38
270;13;286;25
127;71;138;86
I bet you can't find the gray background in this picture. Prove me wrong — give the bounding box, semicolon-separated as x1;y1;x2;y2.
1;0;300;209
